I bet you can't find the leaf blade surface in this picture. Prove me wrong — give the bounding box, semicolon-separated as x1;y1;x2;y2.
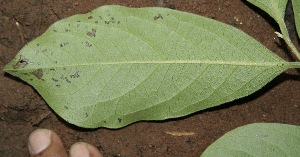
246;0;288;22
4;5;295;128
201;123;300;157
292;0;300;37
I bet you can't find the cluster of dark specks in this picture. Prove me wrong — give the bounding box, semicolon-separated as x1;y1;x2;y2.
70;71;80;78
87;28;97;37
85;11;121;25
94;16;102;24
84;41;93;47
104;17;120;25
60;75;72;83
51;70;81;88
65;28;71;32
154;13;163;20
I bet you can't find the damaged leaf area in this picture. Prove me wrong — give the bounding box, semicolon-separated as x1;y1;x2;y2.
3;5;300;128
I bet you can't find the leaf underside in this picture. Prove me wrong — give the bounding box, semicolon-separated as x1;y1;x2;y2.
4;5;295;128
201;123;300;157
246;0;288;22
292;0;300;37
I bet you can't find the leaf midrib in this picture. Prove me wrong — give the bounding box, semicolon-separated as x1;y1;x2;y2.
5;60;293;71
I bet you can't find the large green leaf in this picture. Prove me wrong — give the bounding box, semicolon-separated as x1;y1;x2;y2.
4;5;300;128
246;0;288;23
292;0;300;37
201;123;300;157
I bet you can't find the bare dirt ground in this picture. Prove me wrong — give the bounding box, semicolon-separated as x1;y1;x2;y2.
1;0;299;156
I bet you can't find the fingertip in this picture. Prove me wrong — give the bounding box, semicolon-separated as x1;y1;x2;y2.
28;129;51;155
28;129;67;157
70;142;103;157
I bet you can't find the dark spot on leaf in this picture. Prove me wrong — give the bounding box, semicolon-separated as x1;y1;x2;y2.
32;69;43;79
117;21;120;24
60;75;71;83
84;41;92;47
54;61;58;64
53;29;57;32
118;117;122;123
88;16;93;19
64;106;69;109
65;28;71;32
56;84;61;88
154;14;163;20
19;58;27;64
85;113;89;118
87;28;96;37
50;68;55;71
36;43;40;46
77;20;81;22
103;120;106;123
104;17;117;24
60;42;69;47
95;21;98;24
52;78;58;82
99;16;102;19
70;71;80;78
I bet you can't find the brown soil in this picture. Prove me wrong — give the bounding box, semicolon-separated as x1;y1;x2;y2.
1;0;299;157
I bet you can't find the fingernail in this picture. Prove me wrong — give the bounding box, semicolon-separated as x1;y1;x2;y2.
28;129;51;155
70;143;90;157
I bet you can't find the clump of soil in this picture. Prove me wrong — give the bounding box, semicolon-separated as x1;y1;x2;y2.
1;0;299;156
